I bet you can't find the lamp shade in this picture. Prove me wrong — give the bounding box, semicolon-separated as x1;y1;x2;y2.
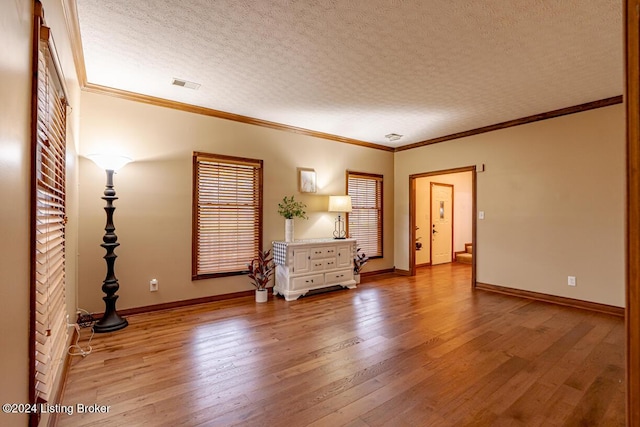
328;195;352;213
87;154;133;171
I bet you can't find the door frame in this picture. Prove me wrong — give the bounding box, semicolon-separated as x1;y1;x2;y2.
625;0;639;422
429;182;454;265
409;166;477;287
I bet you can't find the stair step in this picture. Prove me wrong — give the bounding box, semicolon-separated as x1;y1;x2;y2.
457;252;473;264
465;243;473;254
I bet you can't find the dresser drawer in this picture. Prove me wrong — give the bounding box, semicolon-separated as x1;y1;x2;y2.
325;269;352;285
324;246;337;257
292;274;324;290
310;259;326;271
323;259;337;270
310;246;337;259
309;248;326;259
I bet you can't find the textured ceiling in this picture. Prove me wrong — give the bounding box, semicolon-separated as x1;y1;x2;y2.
76;0;623;148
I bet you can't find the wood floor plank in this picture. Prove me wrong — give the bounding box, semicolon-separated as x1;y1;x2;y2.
306;366;434;427
563;364;626;426
57;264;625;426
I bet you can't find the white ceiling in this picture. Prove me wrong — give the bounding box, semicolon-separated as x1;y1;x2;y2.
75;0;623;149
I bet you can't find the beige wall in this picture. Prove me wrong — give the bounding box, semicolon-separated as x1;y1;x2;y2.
415;171;472;265
0;2;33;424
0;0;81;425
395;104;626;307
77;92;395;312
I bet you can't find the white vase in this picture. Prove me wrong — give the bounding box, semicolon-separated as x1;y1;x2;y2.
255;289;268;303
354;273;361;284
285;218;294;242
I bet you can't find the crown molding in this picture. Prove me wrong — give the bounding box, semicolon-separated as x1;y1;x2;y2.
61;0;87;86
82;83;394;152
395;96;624;152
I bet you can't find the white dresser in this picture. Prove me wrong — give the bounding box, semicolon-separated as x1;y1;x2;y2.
272;238;357;301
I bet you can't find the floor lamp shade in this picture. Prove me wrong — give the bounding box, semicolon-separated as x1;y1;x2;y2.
87;154;132;172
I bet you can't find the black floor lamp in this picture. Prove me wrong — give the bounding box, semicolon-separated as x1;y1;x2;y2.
87;154;132;333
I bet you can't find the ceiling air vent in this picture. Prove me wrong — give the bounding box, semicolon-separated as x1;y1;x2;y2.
385;133;403;142
171;78;201;90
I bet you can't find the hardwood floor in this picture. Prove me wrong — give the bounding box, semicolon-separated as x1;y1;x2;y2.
58;264;625;426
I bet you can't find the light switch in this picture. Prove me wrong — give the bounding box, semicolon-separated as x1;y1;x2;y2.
478;211;485;220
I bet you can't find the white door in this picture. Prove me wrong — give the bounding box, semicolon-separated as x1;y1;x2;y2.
431;183;453;265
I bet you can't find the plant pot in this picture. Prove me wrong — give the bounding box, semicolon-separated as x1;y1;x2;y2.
354;273;361;284
285;218;294;242
255;289;268;303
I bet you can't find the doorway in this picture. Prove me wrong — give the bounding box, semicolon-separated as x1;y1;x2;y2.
409;166;477;286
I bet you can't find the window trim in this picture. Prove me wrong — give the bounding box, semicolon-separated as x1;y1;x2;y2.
29;1;70;419
192;152;263;280
346;170;383;259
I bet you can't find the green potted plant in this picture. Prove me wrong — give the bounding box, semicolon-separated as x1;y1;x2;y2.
278;195;308;242
353;248;369;284
247;249;275;302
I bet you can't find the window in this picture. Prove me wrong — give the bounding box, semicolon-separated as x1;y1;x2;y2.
30;7;69;409
192;152;263;279
347;171;383;258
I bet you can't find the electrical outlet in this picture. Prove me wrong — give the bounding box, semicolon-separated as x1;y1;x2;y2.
150;278;158;292
66;314;78;330
568;276;576;287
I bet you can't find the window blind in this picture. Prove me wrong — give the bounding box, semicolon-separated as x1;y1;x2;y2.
193;153;263;279
32;24;68;404
347;172;383;258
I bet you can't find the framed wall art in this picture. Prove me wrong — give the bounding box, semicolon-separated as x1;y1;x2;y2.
298;168;316;193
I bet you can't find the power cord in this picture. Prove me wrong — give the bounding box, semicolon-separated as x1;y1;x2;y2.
67;309;95;357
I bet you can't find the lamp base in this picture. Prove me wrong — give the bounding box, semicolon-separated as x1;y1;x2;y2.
333;214;348;239
95;169;128;334
93;311;128;333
